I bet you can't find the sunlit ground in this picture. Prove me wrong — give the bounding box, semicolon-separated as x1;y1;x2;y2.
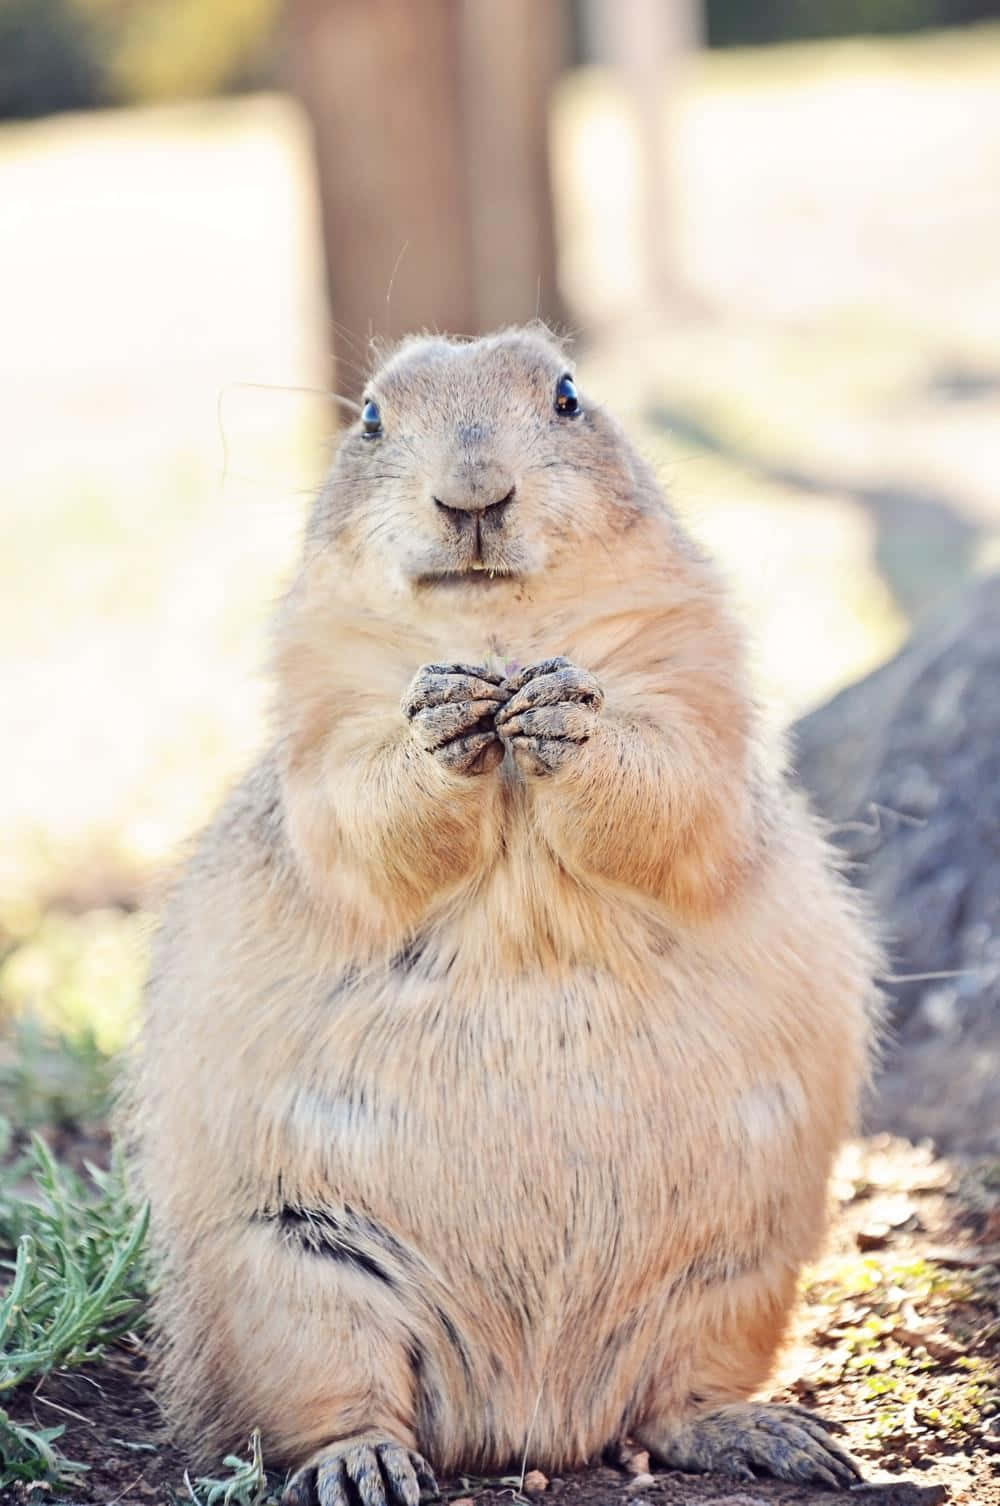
2;25;999;1050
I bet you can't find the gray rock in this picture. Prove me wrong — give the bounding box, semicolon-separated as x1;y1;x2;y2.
792;576;1000;1153
846;1485;948;1505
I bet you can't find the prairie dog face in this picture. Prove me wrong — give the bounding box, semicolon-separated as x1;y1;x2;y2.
309;328;658;600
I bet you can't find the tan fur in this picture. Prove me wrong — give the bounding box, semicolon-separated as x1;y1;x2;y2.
129;328;879;1477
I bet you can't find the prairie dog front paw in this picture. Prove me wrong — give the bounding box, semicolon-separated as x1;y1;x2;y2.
402;662;506;775
495;657;604;776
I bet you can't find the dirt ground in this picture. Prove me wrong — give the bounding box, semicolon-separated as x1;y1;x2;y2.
5;1137;997;1506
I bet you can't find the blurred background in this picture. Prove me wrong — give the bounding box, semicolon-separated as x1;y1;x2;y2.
2;0;999;1133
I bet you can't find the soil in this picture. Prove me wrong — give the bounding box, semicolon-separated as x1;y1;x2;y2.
3;1138;998;1506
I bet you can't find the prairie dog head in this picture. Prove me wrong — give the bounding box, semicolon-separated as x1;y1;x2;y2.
306;327;675;611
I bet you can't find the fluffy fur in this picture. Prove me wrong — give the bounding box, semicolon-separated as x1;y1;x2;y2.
130;328;879;1492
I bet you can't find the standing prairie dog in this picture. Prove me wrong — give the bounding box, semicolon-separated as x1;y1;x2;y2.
132;327;879;1505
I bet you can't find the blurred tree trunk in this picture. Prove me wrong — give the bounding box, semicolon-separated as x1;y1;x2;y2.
284;0;567;403
584;0;702;317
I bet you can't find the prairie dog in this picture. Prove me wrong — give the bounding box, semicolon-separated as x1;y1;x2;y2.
132;328;879;1504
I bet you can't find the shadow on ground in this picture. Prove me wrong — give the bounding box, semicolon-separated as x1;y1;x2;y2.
646;405;982;626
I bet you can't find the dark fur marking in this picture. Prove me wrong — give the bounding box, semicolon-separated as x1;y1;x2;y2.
256;1204;398;1287
391;933;428;973
325;965;361;1001
409;1335;446;1454
672;1245;762;1294
341;1202;416;1268
389;937;459;980
434;1304;475;1385
648;926;675;957
592;1311;639;1394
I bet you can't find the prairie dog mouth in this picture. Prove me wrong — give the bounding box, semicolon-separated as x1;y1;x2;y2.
416;568;517;587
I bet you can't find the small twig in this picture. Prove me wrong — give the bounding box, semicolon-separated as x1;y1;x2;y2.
838;1406;908;1419
517;1380;546;1494
58;1368;107;1394
30;1394;92;1427
832;802;928;839
215;381;362;496
107;1471;147;1506
879;968;994;983
385;240;411;313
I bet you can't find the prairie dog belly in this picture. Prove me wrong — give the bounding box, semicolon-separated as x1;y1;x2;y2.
266;962;806;1286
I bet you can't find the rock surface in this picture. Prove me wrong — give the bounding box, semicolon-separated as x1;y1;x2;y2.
792;575;1000;1154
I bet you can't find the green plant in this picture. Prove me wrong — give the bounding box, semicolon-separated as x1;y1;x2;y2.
0;1404;85;1485
185;1429;278;1506
0;1132;149;1487
0;1013;116;1132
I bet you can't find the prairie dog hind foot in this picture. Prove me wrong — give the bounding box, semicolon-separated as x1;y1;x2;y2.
636;1402;863;1490
282;1436;438;1506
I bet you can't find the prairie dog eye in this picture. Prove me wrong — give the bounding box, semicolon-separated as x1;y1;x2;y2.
554;374;580;417
361;399;382;438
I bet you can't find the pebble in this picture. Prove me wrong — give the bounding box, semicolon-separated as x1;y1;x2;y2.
522;1469;549;1495
857;1223;892;1250
845;1483;948;1504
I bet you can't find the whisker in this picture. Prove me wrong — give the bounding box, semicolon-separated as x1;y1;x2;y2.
385;241;411;314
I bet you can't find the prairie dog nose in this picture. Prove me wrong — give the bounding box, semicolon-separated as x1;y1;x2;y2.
432;458;516;516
